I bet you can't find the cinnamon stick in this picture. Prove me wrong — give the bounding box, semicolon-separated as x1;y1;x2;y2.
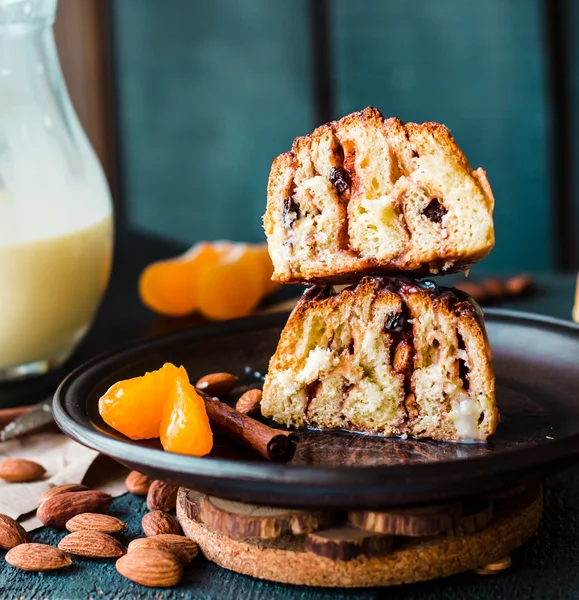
197;391;296;462
454;274;534;304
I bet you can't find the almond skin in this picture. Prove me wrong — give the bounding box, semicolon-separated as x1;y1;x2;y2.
146;481;179;512
5;543;72;571
128;537;191;564
142;511;181;536
125;471;151;495
393;339;413;374
58;531;126;558
143;534;198;561
0;514;30;550
505;274;533;296
116;548;183;587
37;490;113;528
195;372;238;397
235;389;262;415
66;513;126;534
0;458;46;483
38;483;89;506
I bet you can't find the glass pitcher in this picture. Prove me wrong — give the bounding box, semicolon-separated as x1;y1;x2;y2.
0;0;114;380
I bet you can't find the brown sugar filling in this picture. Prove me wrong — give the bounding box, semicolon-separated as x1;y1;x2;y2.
383;300;415;426
456;332;470;392
422;198;448;224
328;131;353;252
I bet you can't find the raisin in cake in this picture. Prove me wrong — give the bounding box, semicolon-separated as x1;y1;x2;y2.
264;107;495;284
261;277;497;442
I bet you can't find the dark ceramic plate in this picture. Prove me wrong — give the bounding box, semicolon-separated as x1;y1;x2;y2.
54;309;579;508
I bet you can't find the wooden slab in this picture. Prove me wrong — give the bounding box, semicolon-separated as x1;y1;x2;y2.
176;485;542;588
347;502;460;537
199;496;333;539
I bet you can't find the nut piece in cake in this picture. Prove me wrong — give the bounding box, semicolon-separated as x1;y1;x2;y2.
261;277;497;442
263;107;495;284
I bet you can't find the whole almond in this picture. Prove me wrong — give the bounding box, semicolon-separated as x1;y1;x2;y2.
455;281;486;302
66;513;126;534
147;481;179;512
5;543;72;571
481;278;505;299
58;531;125;558
505;274;533;296
128;537;191;564
236;389;262;415
0;458;46;483
0;514;30;550
393;339;413;374
37;490;112;528
116;548;183;587
195;372;238;397
142;511;181;536
144;534;198;561
125;471;151;495
38;483;89;506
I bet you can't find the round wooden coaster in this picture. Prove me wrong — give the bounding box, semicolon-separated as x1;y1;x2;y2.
176;486;542;588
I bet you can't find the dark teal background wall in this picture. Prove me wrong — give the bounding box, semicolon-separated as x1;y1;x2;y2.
331;0;551;273
111;0;313;249
568;0;579;265
110;0;561;274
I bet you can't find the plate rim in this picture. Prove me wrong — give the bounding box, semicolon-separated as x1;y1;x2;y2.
53;308;579;489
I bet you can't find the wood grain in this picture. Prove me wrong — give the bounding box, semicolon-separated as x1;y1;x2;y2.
305;527;393;561
348;503;460;537
200;495;333;539
177;485;543;587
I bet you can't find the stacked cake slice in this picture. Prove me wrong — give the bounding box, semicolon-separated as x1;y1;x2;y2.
264;106;495;283
261;107;498;442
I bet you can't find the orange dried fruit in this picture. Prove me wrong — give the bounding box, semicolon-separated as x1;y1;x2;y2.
99;363;213;457
247;243;279;296
159;362;189;383
98;363;186;440
139;240;279;320
138;242;232;317
195;244;265;321
160;376;213;457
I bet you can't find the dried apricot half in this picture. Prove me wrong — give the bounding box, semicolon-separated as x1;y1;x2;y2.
99;363;213;456
247;243;279;296
160;376;213;457
196;244;264;321
98;363;185;440
139;242;232;317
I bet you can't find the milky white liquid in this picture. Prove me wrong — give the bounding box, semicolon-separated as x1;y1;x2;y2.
0;21;115;375
0;213;113;371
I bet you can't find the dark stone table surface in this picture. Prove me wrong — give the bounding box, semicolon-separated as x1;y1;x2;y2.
1;228;578;599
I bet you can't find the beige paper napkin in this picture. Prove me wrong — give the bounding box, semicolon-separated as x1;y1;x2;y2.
0;433;99;528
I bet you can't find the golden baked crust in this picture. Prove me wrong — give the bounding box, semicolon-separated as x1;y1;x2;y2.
264;107;495;284
261;277;498;442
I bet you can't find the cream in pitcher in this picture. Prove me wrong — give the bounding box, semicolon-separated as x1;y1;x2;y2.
0;188;112;374
0;0;114;379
